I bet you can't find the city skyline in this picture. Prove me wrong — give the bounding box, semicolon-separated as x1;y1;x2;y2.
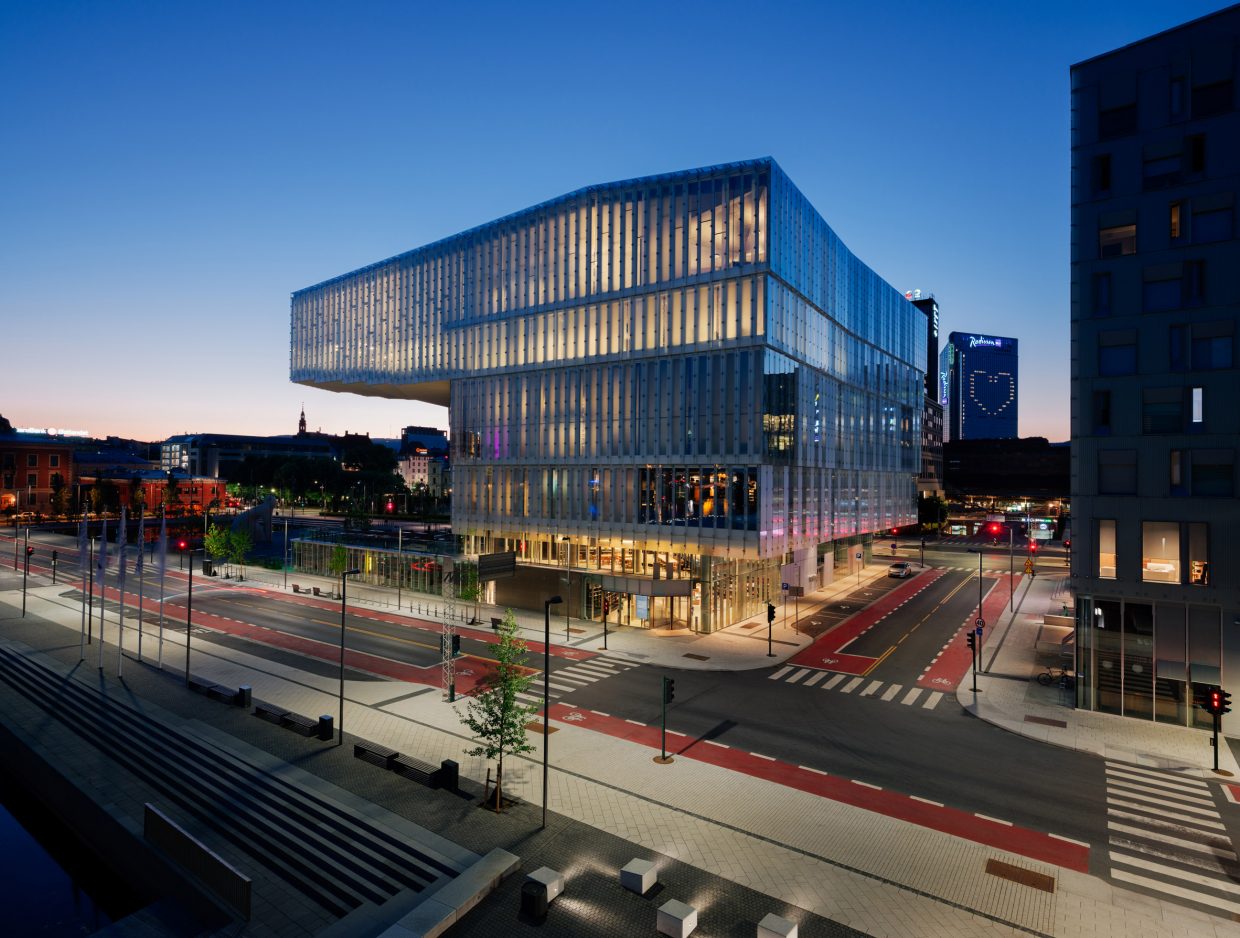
2;0;1226;443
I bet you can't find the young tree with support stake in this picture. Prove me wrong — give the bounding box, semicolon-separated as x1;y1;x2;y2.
458;610;537;812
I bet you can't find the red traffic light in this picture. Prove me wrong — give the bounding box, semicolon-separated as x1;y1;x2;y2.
989;523;1002;534
1030;541;1038;553
26;546;34;556
178;539;188;551
386;500;394;512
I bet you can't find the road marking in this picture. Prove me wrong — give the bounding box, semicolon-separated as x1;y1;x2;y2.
851;779;881;790
1107;798;1225;829
769;666;793;681
901;687;922;706
1106;766;1211;798
1108;822;1236;859
911;795;943;806
862;645;896;676
703;739;728;748
823;674;846;690
1049;832;1090;847
1109;762;1208;787
1110;850;1240;895
880;684;902;702
1111;868;1240;915
1107;775;1215;806
751;752;776;761
922;691;943;709
1108;808;1231;844
590;710;610;716
803;671;825;687
840;677;864;694
975;813;1013;826
785;668;811;684
799;765;828;775
1106;790;1220;818
859;680;883;697
625;719;646;726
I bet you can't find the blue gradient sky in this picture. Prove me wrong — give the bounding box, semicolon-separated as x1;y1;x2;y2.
1;1;1225;443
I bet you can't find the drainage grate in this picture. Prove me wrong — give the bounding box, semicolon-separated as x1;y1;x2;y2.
568;627;587;635
741;623;760;630
525;721;559;734
1024;715;1068;729
683;653;710;661
985;858;1055;893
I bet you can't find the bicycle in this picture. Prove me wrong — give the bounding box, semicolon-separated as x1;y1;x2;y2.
1036;665;1075;688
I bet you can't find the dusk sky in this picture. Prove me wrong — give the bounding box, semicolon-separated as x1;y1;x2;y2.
1;0;1225;444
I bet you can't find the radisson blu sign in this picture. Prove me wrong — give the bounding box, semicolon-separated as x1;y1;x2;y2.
968;335;1005;349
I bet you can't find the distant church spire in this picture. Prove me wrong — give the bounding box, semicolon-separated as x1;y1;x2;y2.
298;404;307;435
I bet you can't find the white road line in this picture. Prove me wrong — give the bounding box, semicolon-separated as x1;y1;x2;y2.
1108;822;1237;859
1107;808;1230;840
1107;761;1208;787
785;668;811;684
1107;776;1215;807
859;680;883;697
1106;767;1212;799
1105;789;1220;818
571;662;620;676
545;681;578;693
803;671;826;687
1049;833;1090;847
1110;850;1240;895
1109;834;1239;877
703;739;728;748
880;684;902;702
624;719;646;726
1110;868;1240;915
799;765;828;775
840;677;864;694
922;691;943;709
975;813;1014;826
769;666;793;681
901;687;923;706
590;710;610;717
911;795;943;806
1107;797;1225;828
549;674;593;686
851;779;881;790
823;674;847;690
751;752;776;761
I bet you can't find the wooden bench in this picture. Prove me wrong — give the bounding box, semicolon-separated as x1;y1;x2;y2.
354;741;398;770
283;712;320;738
206;684;237;705
393;754;443;788
253;702;290;725
292;584;302;593
311;586;321;597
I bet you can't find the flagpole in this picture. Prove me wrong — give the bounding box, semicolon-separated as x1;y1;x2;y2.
157;508;166;669
117;507;127;679
98;518;107;671
136;509;146;663
79;511;88;662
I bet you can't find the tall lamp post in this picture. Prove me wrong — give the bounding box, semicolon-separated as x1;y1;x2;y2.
541;594;563;830
183;546;202;686
338;568;361;745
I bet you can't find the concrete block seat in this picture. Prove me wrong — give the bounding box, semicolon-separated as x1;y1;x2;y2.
758;912;798;937
620;857;656;894
657;898;697;937
525;866;564;903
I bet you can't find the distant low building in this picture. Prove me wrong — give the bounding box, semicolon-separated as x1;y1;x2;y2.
0;432;74;514
161;432;337;478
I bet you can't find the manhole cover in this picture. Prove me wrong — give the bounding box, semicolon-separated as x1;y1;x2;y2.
683;653;710;661
985;858;1055;893
741;623;760;630
525;721;558;734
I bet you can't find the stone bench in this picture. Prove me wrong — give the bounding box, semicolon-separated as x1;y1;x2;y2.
620;858;656;895
283;711;321;738
354;740;399;770
757;912;798;938
253;702;290;725
525;866;564;903
657;898;697;937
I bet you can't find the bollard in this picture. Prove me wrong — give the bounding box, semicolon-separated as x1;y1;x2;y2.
439;759;459;791
317;714;334;741
236;685;253;708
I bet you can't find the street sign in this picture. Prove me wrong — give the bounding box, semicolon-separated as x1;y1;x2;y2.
975;626;983;636
975;617;985;628
782;582;790;591
855;551;862;560
1024;559;1034;574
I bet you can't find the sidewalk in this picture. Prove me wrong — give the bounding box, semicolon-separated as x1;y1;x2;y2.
957;570;1240;778
8;568;1240;936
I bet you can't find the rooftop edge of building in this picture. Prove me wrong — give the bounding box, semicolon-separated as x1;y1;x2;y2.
1070;2;1240;71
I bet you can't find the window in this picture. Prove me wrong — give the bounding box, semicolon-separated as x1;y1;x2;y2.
1092;154;1112;194
1170;449;1185;495
1191;332;1232;370
1191;387;1203;425
1099;104;1137;139
1098;519;1116;579
49;455;59;468
1192;80;1233;119
1092;272;1112;316
1142;521;1180;583
1092;389;1112;434
1192;450;1233;497
1098;331;1136;376
1193;206;1232;244
1169;325;1187;371
26;473;36;487
26;454;37;468
1183;260;1206;306
1186;134;1206;174
1098;450;1137;495
1143;268;1181;312
1169;202;1182;240
1188;523;1208;585
1142;388;1183;434
1099;224;1136;258
1170;77;1186;120
1143;153;1181;190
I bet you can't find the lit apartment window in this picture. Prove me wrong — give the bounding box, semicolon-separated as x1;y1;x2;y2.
1099;224;1137;257
1169;202;1182;240
1191;387;1203;425
1142;521;1179;583
1098;519;1116;579
1189;523;1209;585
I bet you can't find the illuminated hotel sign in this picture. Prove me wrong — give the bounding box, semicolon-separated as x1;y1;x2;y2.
968;335;1004;349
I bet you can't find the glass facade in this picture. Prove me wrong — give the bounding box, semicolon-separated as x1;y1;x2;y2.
291;159;923;629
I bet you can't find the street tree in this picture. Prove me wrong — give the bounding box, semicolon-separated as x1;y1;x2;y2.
228;528;253;579
204;523;232;575
457;610;538;812
328;543;349;577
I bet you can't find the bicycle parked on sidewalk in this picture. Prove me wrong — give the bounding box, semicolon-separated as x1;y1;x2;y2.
1036;665;1075;689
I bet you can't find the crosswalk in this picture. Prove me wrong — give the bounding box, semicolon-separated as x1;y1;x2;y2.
1104;759;1240;916
515;656;635;711
767;665;946;710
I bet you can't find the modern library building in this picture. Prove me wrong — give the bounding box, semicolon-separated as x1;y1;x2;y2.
291;158;923;631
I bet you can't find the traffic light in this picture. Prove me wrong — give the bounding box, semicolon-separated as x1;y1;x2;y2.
25;546;34;557
51;550;58;562
178;539;188;551
767;603;776;623
1222;689;1233;715
1205;687;1233;715
1029;541;1038;553
440;633;461;657
966;632;976;652
662;676;675;704
989;523;1002;535
602;599;609;616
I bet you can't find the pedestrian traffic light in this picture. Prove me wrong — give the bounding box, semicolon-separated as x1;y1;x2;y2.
767;603;776;623
1221;689;1233;715
51;550;58;562
989;523;1002;535
966;632;976;651
1206;687;1233;715
662;676;675;704
25;546;34;557
441;633;461;657
602;599;609;616
178;539;188;551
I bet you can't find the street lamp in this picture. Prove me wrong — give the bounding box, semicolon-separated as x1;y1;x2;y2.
541;594;563;830
338;568;361;745
183;546;203;686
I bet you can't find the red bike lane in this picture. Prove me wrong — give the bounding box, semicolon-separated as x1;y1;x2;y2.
917;573;1022;691
548;702;1089;872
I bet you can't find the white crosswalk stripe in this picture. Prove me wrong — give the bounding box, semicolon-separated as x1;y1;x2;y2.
1104;759;1240;917
767;668;943;709
529;657;637;706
